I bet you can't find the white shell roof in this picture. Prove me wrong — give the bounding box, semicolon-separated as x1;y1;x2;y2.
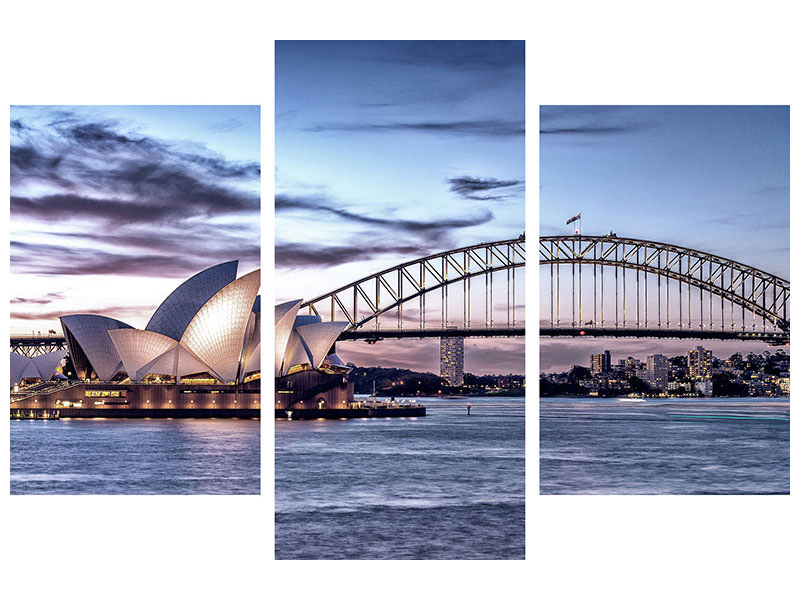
10;350;67;387
140;343;218;380
275;300;302;376
146;260;238;341
281;330;311;375
181;269;261;383
60;314;133;380
108;329;178;381
33;349;67;380
279;321;349;376
244;341;261;375
10;353;31;386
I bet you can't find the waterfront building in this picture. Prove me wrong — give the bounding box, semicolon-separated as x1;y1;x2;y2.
688;346;713;381
58;261;260;385
590;350;611;374
695;380;713;396
440;334;465;386
618;356;643;378
10;261;261;417
274;299;353;411
10;349;67;388
645;354;669;391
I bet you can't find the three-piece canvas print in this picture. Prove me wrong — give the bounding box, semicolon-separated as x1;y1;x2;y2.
8;41;789;559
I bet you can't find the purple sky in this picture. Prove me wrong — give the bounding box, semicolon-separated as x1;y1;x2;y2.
10;106;260;334
276;42;525;376
540;106;789;373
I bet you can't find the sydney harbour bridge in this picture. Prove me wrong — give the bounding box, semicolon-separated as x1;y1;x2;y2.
10;232;790;356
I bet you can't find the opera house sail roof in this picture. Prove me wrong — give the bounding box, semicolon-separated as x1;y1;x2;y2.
274;301;349;378
54;261;260;385
10;349;68;387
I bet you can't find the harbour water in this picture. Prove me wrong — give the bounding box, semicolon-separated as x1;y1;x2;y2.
275;396;525;560
541;397;789;494
10;418;260;494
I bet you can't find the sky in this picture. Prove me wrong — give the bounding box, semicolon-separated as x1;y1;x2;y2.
10;105;260;334
540;105;789;372
275;41;525;375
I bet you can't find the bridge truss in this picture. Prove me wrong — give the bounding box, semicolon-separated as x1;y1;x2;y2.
10;335;68;358
540;235;789;344
302;236;526;340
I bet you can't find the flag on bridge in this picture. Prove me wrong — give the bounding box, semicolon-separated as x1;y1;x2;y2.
566;213;581;225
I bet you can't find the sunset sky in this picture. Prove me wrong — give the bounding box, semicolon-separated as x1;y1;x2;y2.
275;41;525;375
540;105;789;372
10;105;260;334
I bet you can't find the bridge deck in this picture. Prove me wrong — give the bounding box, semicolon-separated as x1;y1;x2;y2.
541;327;788;345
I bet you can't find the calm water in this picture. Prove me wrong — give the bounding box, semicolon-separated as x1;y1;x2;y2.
541;397;789;494
275;396;525;560
10;418;260;494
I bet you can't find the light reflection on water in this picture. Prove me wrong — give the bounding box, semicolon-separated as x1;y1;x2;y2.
11;418;260;495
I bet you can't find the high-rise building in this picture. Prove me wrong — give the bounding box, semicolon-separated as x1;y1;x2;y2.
688;346;713;380
645;354;669;391
440;335;464;386
619;356;643;378
590;350;611;374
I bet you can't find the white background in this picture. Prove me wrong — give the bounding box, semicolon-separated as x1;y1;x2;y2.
1;1;797;598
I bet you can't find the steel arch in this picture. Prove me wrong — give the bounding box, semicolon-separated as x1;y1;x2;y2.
301;235;526;331
539;234;789;333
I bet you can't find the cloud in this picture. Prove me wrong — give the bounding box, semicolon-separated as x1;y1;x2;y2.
539;106;653;137
276;193;493;237
540;125;647;135
10;109;260;279
276;241;433;270
305;119;524;137
10;292;66;305
11;305;158;322
448;176;523;201
11;240;223;277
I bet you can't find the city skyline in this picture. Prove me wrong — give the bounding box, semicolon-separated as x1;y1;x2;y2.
276;41;525;375
541;343;779;373
10;105;261;334
540;105;789;371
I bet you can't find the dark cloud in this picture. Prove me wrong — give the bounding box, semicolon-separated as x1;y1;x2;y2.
11;240;222;277
11;115;259;197
448;176;523;201
276;193;493;237
52;228;259;260
540;125;646;135
276;241;433;270
305;119;524;137
539;106;653;137
12;194;183;225
10;110;260;278
11;292;66;305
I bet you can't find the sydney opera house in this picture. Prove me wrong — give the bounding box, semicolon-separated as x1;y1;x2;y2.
274;300;425;418
11;261;261;418
274;299;352;414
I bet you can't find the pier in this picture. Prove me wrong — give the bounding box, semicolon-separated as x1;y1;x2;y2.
10;380;260;419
